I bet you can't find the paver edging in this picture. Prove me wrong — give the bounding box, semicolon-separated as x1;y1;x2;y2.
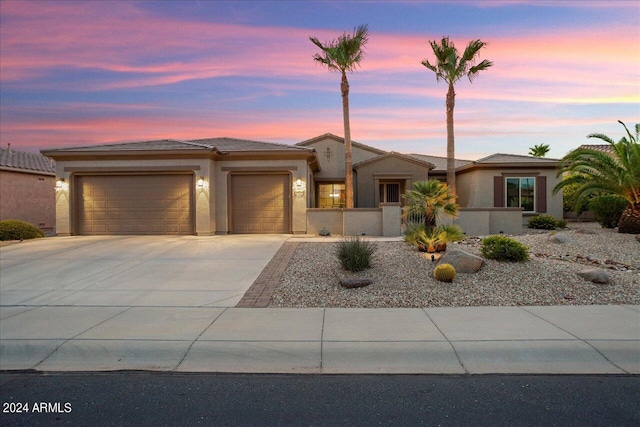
236;242;298;308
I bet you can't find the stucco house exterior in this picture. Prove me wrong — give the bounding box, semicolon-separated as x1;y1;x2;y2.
0;146;56;235
42;134;562;236
42;138;318;236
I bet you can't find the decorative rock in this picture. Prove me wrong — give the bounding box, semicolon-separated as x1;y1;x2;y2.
577;268;611;284
551;233;574;244
339;278;372;289
436;250;484;274
635;235;640;243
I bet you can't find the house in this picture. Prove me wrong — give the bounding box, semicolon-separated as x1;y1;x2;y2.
41;138;318;236
42;134;562;236
0;145;56;235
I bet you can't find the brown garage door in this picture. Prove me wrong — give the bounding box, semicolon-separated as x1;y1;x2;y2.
77;174;193;235
230;174;290;234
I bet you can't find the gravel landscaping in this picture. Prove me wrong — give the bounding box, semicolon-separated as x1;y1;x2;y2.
269;223;639;308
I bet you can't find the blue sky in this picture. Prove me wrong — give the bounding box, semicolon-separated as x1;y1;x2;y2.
1;0;638;159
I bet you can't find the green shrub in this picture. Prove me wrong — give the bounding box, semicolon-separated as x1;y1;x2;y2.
528;215;559;230
480;235;529;262
335;236;377;272
589;195;629;228
319;227;331;236
0;220;44;241
555;219;567;228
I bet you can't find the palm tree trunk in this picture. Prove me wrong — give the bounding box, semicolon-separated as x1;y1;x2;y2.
446;81;456;196
618;202;640;234
341;71;354;209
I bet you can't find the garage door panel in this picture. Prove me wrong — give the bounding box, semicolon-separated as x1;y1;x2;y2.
77;175;193;235
231;174;290;234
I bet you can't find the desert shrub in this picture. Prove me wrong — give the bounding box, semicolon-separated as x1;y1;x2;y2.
528;215;559;230
319;227;331;236
589;195;629;228
335;236;377;272
0;220;44;241
480;235;529;262
555;219;567;228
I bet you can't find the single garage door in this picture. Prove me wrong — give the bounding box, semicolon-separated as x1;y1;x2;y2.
230;174;290;234
77;174;193;235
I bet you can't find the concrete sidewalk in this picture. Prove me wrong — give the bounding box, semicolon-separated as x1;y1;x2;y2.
1;305;638;374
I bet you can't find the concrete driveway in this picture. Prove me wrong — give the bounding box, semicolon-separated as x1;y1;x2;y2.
0;235;289;308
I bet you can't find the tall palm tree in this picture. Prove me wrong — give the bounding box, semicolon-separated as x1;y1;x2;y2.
529;143;550;157
402;179;459;230
553;121;640;234
422;37;493;195
310;24;369;209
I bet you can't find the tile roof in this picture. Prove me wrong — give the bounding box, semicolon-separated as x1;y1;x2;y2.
41;138;314;154
296;133;387;155
0;147;55;174
578;144;614;153
408;154;473;170
474;153;559;163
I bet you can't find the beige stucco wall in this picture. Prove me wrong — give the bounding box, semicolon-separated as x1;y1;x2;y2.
214;158;310;234
456;168;563;221
303;137;380;180
52;158;212;235
355;157;430;208
0;170;56;234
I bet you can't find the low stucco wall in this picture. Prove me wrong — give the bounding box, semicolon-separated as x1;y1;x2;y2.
307;205;401;236
438;208;523;236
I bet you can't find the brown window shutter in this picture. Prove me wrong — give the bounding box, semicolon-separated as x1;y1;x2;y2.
536;176;547;213
493;176;504;207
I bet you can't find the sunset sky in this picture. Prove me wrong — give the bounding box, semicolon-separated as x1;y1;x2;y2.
1;0;638;159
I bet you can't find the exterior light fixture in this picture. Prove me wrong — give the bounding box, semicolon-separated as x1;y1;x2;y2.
197;177;204;187
295;178;302;186
55;178;65;192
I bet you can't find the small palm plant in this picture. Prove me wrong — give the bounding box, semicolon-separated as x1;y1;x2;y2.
553;121;639;234
403;180;463;252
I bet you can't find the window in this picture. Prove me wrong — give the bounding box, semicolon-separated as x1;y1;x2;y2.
506;177;535;212
379;182;400;203
317;183;345;208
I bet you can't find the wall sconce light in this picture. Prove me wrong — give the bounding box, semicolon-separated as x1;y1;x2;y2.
55;178;65;192
197;177;204;187
293;177;305;197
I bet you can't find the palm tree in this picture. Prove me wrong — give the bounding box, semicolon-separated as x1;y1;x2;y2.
402;179;459;230
310;24;369;209
529;143;550;157
422;37;493;195
553;121;640;234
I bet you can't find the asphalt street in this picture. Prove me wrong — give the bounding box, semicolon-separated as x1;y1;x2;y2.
1;372;639;426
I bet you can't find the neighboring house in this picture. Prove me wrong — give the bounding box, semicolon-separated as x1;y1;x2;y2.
41;133;562;236
0;146;56;235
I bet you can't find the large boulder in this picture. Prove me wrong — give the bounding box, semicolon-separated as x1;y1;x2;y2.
577;268;611;284
551;233;574;244
436;250;484;274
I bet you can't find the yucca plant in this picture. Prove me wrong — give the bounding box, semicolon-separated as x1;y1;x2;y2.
335;236;377;272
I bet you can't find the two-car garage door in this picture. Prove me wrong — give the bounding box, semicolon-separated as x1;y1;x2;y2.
77;174;193;235
76;173;290;235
